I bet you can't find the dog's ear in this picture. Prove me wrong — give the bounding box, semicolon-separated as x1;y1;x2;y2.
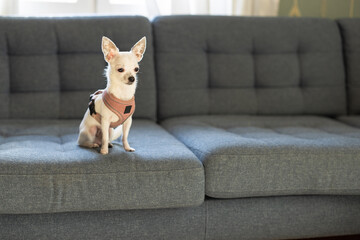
102;36;119;62
131;37;146;62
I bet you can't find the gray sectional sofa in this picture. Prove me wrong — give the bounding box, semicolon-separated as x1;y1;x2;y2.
0;15;359;240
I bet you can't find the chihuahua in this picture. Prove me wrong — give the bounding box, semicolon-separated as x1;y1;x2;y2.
77;36;146;154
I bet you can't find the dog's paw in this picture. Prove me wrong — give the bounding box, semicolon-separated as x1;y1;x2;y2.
92;143;100;148
100;148;108;155
108;143;113;148
125;147;135;152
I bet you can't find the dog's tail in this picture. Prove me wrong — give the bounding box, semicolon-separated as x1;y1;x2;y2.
111;126;123;141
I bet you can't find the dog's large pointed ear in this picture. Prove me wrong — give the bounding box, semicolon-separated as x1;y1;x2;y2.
131;37;146;62
102;36;119;62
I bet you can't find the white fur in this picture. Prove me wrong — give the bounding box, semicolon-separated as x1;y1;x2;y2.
77;36;146;154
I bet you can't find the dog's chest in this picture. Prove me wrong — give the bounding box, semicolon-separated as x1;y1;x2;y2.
94;91;135;127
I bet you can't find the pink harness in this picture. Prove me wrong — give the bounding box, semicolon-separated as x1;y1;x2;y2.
90;90;135;128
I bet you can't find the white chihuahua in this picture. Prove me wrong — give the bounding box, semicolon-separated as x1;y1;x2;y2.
77;36;146;154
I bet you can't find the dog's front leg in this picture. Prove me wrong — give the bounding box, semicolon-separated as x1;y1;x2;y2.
122;116;135;152
100;118;111;155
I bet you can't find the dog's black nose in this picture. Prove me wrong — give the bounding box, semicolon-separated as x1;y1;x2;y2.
128;76;135;82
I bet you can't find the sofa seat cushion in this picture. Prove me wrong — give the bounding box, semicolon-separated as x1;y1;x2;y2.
0;120;204;214
162;115;360;199
337;116;360;128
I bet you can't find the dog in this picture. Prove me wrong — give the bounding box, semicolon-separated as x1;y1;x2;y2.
77;36;146;154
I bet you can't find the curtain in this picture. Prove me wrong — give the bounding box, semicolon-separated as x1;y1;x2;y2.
242;0;280;16
0;0;16;15
0;0;280;17
154;0;280;16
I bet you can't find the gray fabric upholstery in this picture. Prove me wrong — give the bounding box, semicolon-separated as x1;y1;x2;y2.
1;195;360;240
338;19;360;114
338;116;360;128
0;119;204;214
205;196;360;240
0;205;205;240
153;16;346;120
162;115;360;198
0;16;156;120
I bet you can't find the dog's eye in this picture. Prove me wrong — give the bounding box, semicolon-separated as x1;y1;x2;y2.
118;68;124;73
134;67;139;72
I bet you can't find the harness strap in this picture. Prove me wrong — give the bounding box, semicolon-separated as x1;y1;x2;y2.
89;89;135;128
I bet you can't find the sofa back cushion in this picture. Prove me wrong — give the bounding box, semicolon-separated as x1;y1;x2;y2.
153;16;346;120
338;19;360;114
0;16;156;120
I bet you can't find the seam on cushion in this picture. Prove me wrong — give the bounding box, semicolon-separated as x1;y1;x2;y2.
8;53;57;57
207;151;360;157
188;145;360;157
345;50;360;53
5;32;12;119
251;36;259;115
204;36;210;115
208;52;300;55
206;188;360;197
159;85;346;91
0;141;185;148
272;128;360;139
61;88;156;92
58;52;102;55
53;20;62;120
204;200;208;240
229;127;360;140
296;26;306;115
60;50;156;54
156;50;342;54
0;138;63;145
0;167;203;176
11;90;61;94
227;126;360;140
